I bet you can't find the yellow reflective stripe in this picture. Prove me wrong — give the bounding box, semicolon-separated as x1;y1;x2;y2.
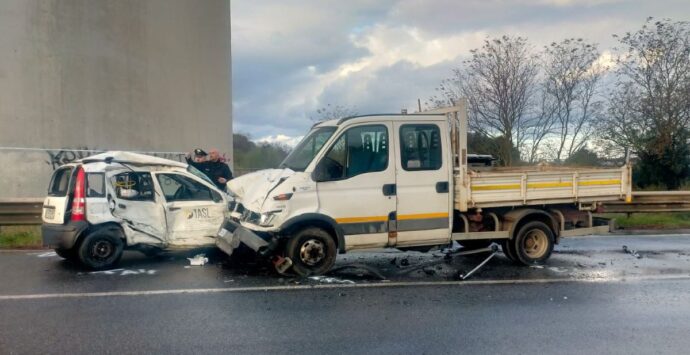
398;212;449;220
528;182;572;188
335;216;387;224
336;213;449;224
578;179;621;186
471;184;521;191
472;179;622;190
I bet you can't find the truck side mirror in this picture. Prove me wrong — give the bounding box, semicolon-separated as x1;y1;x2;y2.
311;161;329;182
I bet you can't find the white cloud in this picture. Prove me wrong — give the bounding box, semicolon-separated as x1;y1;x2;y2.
255;134;304;148
231;1;690;139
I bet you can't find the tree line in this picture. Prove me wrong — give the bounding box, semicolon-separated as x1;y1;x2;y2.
424;18;690;189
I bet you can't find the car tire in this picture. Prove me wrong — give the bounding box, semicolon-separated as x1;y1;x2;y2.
285;227;337;277
55;247;78;261
512;221;554;265
77;227;125;270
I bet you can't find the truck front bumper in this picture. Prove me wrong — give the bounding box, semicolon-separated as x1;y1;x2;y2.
216;219;276;257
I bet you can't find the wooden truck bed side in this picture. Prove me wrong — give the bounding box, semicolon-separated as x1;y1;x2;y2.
454;165;632;210
431;99;633;212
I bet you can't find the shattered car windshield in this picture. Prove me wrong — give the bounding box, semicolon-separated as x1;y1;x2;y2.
280;126;336;172
187;165;215;186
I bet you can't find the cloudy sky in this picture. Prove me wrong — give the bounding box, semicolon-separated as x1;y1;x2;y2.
230;0;689;145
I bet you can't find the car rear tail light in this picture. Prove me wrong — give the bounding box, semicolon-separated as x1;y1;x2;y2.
71;167;86;221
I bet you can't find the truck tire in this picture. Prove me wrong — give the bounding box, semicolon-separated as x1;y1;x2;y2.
285;227;337;277
77;228;124;270
512;221;554;265
500;239;518;263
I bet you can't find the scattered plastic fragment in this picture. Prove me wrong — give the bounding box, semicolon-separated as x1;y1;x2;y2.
187;254;209;266
622;245;642;259
309;276;355;284
530;265;544;269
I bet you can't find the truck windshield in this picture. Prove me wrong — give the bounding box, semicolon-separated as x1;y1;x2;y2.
280;126;336;172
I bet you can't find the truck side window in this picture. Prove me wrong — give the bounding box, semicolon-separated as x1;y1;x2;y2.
111;172;155;201
320;125;388;180
156;174;213;202
400;124;442;171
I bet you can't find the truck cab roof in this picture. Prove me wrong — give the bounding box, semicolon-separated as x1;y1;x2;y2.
313;113;446;128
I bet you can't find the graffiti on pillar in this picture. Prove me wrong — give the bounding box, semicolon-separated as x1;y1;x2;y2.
45;147;96;170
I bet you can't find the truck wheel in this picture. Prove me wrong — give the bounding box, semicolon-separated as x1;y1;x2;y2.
55;247;78;261
512;221;554;265
500;239;518;263
77;228;124;270
285;227;337;277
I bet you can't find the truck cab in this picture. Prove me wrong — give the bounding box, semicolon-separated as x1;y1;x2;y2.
42;151;231;269
219;113;455;275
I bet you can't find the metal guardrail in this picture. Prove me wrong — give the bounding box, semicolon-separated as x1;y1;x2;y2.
601;191;690;213
0;199;44;226
1;192;688;226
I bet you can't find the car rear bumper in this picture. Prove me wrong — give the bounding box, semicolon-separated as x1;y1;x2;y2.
216;218;275;256
42;221;89;249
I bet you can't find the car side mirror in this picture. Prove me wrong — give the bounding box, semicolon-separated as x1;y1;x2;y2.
211;190;222;203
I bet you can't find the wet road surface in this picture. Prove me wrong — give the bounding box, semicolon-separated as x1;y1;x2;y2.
1;234;690;354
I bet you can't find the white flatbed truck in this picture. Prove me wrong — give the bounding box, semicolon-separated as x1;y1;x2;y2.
217;99;632;276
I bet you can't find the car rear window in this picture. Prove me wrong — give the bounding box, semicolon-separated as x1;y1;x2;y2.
86;173;106;198
48;167;74;197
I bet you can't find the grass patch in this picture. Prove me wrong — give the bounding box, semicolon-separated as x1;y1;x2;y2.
0;226;43;249
601;213;690;229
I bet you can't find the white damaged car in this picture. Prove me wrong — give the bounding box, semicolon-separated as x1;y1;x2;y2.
41;151;232;269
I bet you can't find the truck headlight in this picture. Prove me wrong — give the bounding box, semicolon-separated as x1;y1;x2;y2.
259;210;281;227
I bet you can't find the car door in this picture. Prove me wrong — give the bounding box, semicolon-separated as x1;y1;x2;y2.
393;121;452;246
154;172;226;247
42;165;75;225
313;123;396;250
107;171;167;245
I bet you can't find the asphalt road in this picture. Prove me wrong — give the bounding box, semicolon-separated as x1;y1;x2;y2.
2;234;690;354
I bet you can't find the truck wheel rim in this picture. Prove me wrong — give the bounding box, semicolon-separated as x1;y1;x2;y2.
92;240;113;260
523;230;548;258
299;239;325;266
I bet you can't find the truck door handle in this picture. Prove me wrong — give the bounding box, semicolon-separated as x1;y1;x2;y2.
118;203;127;209
436;181;449;193
169;206;181;211
382;184;396;196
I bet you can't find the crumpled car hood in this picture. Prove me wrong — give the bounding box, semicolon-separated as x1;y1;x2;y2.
227;168;295;211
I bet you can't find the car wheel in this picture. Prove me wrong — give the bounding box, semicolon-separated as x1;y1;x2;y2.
285;227;337;277
77;228;124;270
55;247;78;261
512;221;554;265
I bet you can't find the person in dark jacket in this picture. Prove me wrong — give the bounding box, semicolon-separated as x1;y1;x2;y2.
185;148;210;171
185;148;233;190
207;148;233;190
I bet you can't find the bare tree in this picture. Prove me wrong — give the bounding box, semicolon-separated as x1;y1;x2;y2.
310;104;358;123
597;18;690;188
542;38;604;162
429;36;539;166
523;87;558;163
